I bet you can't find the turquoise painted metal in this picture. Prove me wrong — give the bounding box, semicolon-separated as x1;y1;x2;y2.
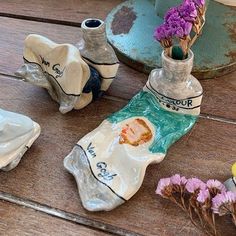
106;0;236;78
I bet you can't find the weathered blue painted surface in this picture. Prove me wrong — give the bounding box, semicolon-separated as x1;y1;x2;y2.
106;0;236;78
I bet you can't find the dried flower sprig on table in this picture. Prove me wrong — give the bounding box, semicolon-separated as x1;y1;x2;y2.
154;0;206;59
212;191;236;224
156;175;236;236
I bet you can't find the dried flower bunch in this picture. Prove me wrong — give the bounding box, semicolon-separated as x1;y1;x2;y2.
154;0;206;59
156;175;236;236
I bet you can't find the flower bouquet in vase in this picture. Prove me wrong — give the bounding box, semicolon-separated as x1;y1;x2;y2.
154;0;206;60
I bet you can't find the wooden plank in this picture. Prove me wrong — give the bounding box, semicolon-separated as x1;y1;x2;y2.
0;17;235;120
0;200;109;236
0;76;235;235
0;0;122;24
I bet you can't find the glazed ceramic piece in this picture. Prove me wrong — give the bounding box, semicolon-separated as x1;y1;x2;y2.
16;27;119;114
0;109;40;171
16;34;91;114
78;19;119;92
224;163;236;192
64;50;203;211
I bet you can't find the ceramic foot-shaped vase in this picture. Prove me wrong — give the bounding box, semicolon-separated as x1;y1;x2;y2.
64;50;203;211
16;20;119;114
0;109;40;171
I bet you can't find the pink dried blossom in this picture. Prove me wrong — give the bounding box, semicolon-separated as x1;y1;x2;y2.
170;174;187;186
156;178;171;196
212;191;236;215
197;189;210;203
186;178;206;193
206;179;226;194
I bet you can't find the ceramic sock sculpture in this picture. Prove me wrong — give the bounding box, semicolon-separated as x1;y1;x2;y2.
0;109;40;171
64;50;203;211
16;20;119;114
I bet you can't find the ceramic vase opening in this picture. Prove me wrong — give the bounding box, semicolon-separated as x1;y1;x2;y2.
162;49;194;83
81;18;107;48
84;19;103;28
81;18;105;33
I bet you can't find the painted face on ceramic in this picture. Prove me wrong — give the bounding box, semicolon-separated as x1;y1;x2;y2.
0;109;40;171
119;118;153;146
64;50;203;211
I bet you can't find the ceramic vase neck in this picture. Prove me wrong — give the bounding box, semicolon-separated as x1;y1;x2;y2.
161;50;194;83
81;19;107;47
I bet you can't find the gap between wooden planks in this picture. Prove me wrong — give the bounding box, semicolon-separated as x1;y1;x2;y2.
0;198;113;236
0;192;140;236
0;0;123;25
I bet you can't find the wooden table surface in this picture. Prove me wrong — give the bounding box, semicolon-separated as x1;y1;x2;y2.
0;1;235;235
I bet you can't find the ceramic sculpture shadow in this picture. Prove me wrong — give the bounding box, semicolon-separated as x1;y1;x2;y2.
0;109;40;171
16;19;119;114
64;50;203;211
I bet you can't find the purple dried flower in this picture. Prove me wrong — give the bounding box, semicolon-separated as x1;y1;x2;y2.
175;26;185;38
154;24;173;41
212;191;236;215
156;177;172;196
186;178;206;193
206;179;227;194
180;20;192;36
164;7;180;23
165;16;192;39
170;174;187;186
197;189;210;203
179;0;198;22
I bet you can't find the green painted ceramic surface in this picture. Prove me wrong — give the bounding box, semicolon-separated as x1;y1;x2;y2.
107;91;198;154
106;0;236;78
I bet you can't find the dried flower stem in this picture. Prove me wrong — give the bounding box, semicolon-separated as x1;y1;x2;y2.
187;15;205;52
201;211;217;236
169;196;186;212
188;205;212;235
165;47;172;58
231;213;236;226
212;213;217;236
